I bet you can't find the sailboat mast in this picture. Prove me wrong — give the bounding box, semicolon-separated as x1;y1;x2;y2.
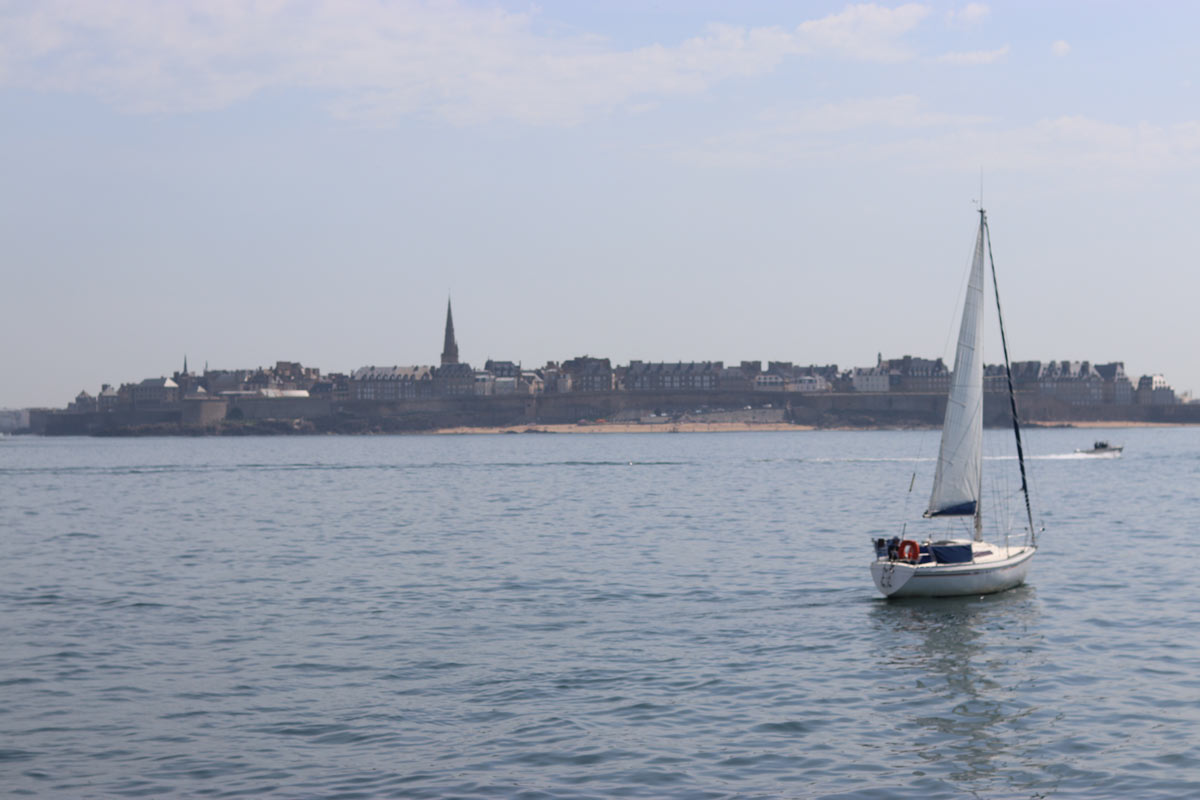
982;209;1037;545
974;209;985;544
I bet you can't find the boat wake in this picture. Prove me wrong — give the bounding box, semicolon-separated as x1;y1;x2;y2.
1038;451;1122;460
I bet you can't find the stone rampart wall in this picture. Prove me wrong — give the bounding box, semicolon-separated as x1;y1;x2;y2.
39;389;1200;435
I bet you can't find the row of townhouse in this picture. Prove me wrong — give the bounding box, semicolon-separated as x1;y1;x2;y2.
619;360;839;393
68;359;331;412
70;378;180;412
346;362;528;401
342;358;1175;405
849;355;1178;406
986;360;1177;405
341;358;844;400
63;354;1182;413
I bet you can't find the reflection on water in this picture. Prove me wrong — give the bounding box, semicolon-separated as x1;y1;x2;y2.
869;587;1050;797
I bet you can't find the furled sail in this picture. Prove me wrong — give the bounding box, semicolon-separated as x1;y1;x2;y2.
926;217;986;517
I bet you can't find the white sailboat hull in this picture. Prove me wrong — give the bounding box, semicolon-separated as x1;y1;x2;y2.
871;545;1035;598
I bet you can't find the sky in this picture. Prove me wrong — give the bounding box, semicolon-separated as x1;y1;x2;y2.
3;0;1198;408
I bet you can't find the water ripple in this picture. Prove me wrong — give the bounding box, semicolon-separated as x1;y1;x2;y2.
1;429;1198;797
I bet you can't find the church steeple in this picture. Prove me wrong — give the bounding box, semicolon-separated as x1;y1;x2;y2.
183;354;188;375
440;298;459;366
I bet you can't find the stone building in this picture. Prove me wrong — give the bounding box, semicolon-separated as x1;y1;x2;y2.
561;356;614;393
717;361;759;391
539;362;571;393
1136;374;1176;405
474;370;495;395
310;373;351;402
1041;361;1102;405
432;364;475;396
754;373;785;391
766;362;835;392
851;366;889;393
484;360;520;378
68;390;97;413
625;361;722;391
98;384;119;412
1093;362;1134;404
880;355;950;393
205;369;255;395
131;377;179;408
349;366;433;400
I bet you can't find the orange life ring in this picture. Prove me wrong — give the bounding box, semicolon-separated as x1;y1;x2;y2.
898;539;921;562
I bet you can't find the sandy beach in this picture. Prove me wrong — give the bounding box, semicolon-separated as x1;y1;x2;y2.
1025;420;1185;429
434;421;814;435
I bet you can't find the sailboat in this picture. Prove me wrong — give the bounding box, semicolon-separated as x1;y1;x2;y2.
870;208;1039;598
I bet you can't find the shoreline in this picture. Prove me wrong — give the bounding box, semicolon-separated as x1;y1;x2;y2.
24;418;1192;438
433;419;1185;435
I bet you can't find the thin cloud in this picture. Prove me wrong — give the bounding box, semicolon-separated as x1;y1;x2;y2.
761;95;988;132
795;3;930;62
1051;40;1071;57
1017;116;1200;170
0;1;933;125
677;104;1200;173
937;45;1009;65
947;3;990;27
676;95;989;167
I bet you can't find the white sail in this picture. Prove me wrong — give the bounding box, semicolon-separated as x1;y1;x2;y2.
927;217;986;518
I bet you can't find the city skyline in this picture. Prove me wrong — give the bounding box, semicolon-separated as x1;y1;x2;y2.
25;345;1183;438
3;2;1199;408
43;340;1185;411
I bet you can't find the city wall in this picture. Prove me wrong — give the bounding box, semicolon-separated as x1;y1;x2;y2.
339;390;1200;428
39;408;182;435
37;389;1200;435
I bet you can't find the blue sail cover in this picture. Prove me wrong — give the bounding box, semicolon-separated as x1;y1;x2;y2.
931;543;973;563
926;500;977;518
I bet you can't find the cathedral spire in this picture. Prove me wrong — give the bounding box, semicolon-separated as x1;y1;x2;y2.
183;354;188;375
441;298;459;366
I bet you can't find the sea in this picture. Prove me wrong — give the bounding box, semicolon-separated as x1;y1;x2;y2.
1;426;1198;799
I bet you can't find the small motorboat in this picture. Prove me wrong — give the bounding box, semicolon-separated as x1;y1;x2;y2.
1076;440;1123;455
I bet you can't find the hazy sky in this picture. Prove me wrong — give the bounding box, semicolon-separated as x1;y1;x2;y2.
3;1;1198;408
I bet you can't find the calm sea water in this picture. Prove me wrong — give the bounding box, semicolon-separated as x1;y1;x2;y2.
2;427;1199;799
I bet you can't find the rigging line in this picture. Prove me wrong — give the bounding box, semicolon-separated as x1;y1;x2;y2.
983;210;1037;547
